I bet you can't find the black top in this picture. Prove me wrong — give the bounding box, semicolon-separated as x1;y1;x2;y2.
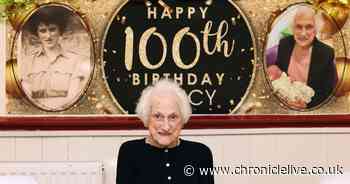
116;138;214;184
276;36;336;108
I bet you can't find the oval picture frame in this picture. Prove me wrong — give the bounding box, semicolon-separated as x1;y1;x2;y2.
8;3;95;112
263;2;347;111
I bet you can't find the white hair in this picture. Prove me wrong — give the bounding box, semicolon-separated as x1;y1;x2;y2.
135;79;192;127
290;5;323;33
295;5;316;17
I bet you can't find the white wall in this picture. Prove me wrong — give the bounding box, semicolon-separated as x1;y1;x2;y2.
1;128;350;184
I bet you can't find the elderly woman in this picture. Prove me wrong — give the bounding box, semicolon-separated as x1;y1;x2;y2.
116;79;214;184
20;6;88;110
272;6;336;109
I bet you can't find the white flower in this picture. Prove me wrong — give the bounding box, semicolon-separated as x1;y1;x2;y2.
272;72;315;103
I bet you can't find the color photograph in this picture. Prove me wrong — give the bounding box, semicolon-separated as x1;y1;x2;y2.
264;3;338;110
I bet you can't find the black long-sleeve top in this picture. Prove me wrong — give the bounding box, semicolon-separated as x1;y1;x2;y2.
116;138;214;184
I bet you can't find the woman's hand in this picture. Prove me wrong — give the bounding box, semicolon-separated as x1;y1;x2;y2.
278;93;307;109
287;99;307;109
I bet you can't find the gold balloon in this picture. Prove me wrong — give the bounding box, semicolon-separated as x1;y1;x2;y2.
339;0;350;6
319;1;349;32
312;0;327;6
319;13;339;38
335;57;350;97
325;0;350;7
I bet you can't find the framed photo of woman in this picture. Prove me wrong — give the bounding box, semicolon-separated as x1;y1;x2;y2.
12;4;95;111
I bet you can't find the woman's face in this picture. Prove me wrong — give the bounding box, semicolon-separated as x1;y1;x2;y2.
293;11;316;48
147;93;183;148
37;23;61;50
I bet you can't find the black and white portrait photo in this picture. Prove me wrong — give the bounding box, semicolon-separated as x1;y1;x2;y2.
16;4;94;111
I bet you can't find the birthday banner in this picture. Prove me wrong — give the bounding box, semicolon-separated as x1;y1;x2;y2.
1;0;350;118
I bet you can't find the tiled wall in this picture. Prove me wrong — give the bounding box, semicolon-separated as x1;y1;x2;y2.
0;128;349;184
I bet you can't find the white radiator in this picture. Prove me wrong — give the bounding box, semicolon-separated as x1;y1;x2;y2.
0;162;103;184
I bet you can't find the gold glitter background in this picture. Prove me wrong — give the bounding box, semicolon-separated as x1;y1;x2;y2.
5;0;350;115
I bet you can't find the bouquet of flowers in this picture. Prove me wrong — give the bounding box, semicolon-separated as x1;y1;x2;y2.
272;72;315;104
